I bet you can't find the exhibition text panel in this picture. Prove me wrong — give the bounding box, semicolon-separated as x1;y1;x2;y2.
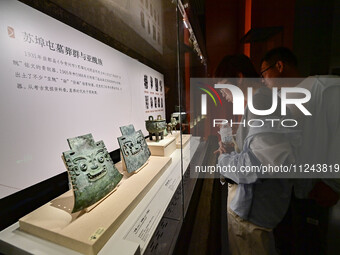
0;0;165;198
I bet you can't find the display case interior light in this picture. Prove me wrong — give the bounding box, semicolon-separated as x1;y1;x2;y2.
183;19;189;29
177;0;206;65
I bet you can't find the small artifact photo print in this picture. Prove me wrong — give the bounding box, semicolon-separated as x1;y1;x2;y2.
144;75;148;89
155;78;159;92
145;96;149;109
150;76;153;90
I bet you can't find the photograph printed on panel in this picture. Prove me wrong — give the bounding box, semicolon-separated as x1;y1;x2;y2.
144;74;148;89
145;95;149;109
155;78;158;92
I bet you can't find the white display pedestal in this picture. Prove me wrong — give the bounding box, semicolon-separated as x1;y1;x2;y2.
168;131;191;149
19;156;171;255
176;134;191;148
169;130;180;139
146;136;176;157
0;138;202;255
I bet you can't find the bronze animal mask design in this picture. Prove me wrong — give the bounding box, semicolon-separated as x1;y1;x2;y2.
63;134;122;213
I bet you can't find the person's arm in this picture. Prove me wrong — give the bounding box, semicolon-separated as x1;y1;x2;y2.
218;88;295;184
217;141;260;184
218;132;295;184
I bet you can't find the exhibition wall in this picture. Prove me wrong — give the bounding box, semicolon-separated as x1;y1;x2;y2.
0;0;165;198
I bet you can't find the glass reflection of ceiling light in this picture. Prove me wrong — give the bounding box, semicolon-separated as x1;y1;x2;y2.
183;19;188;29
176;0;206;65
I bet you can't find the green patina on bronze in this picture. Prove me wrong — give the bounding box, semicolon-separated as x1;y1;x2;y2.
63;134;123;213
167;117;177;134
118;125;151;173
145;115;166;142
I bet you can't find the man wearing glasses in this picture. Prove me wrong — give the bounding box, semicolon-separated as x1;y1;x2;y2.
260;47;300;88
260;47;340;254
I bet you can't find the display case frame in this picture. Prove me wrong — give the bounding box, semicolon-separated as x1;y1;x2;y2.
0;0;208;254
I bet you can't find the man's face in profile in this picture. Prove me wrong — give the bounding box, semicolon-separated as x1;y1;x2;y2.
260;61;280;88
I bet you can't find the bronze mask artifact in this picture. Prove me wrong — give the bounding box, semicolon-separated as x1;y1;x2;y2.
118;125;151;173
63;134;123;213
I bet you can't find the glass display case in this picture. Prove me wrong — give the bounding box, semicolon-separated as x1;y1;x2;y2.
0;0;208;254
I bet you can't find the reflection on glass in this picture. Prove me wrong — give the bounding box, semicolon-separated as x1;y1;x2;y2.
140;11;145;28
50;0;163;53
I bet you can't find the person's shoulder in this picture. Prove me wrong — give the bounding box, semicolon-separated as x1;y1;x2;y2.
297;76;340;92
245;86;280;118
251;86;275;109
254;86;272;97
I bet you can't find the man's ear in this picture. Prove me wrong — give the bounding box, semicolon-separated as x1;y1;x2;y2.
276;61;284;73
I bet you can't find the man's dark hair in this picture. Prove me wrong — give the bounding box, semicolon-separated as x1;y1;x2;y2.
261;47;298;67
215;54;259;78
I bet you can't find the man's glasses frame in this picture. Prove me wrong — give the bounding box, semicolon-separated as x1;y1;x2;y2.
260;63;276;78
